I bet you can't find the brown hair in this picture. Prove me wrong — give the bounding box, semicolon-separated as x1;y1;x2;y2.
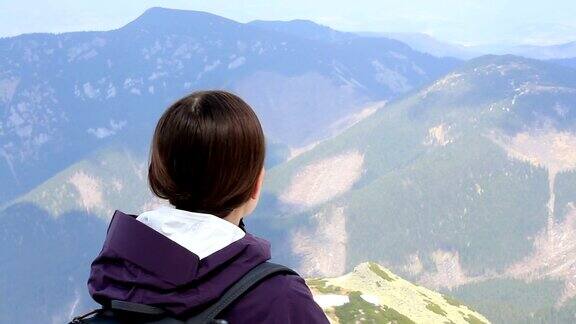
148;90;266;217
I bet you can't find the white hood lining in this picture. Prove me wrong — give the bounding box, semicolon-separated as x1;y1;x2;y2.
136;206;246;260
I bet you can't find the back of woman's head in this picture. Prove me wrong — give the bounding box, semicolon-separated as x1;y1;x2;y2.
148;90;266;218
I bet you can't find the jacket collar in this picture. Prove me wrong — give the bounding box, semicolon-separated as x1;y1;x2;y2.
136;206;246;260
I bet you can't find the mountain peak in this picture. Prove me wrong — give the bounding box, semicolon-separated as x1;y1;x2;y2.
454;54;576;84
355;261;399;280
122;7;240;33
139;7;227;20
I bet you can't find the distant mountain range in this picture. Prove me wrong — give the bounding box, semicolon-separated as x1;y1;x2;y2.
361;31;576;61
552;57;576;69
358;32;481;60
247;19;357;43
0;7;459;205
507;41;576;60
2;6;576;324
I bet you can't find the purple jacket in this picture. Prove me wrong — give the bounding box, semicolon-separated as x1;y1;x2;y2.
87;210;329;323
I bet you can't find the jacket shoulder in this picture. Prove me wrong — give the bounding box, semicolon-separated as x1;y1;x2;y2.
220;272;329;323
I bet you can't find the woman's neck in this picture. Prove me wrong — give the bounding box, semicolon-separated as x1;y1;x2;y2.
223;206;245;226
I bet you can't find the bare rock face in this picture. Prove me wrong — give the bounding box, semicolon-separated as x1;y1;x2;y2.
418;249;483;290
280;150;364;208
425;123;454;146
292;205;348;277
506;206;576;306
68;170;104;213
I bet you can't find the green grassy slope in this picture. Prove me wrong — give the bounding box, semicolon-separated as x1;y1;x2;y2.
309;262;490;323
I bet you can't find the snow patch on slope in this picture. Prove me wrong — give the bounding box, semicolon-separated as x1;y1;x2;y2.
313;294;349;308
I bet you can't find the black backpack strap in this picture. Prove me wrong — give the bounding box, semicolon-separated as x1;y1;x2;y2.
110;300;166;315
185;262;298;324
71;301;176;324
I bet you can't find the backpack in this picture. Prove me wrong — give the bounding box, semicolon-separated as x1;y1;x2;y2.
70;262;297;324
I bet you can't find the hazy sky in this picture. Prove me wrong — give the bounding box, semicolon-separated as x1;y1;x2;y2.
1;0;575;46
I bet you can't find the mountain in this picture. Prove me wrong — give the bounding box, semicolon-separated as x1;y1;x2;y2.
9;54;576;323
551;57;576;69
0;203;106;323
309;262;490;323
360;32;481;60
247;19;356;43
6;6;576;323
359;33;576;62
247;21;480;61
507;41;576;60
3;146;159;219
0;7;459;204
248;55;576;322
0;7;465;322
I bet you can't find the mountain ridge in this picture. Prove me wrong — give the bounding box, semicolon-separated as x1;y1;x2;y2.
309;262;490;323
0;6;459;203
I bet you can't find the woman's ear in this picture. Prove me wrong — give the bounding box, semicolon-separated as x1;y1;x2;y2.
251;167;265;199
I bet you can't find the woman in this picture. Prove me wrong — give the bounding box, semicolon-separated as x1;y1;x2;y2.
87;90;329;323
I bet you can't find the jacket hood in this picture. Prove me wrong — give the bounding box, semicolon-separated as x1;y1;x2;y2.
87;208;271;316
